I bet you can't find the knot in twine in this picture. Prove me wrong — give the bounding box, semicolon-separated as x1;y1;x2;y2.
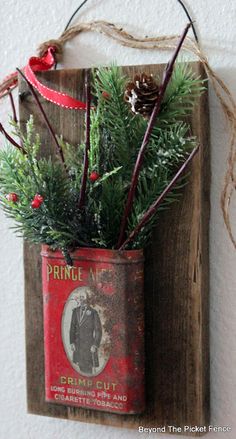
37;22;94;61
37;39;64;62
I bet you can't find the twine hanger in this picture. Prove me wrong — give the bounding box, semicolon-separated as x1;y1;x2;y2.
3;0;236;251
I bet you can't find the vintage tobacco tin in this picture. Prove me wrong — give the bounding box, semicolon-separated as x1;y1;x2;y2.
41;245;145;414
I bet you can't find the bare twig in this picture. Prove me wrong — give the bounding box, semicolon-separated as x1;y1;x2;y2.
118;145;199;250
0;123;26;153
78;69;91;209
16;68;67;169
117;22;192;248
7;88;18;123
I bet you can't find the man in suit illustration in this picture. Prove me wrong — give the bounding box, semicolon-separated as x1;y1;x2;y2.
70;289;102;375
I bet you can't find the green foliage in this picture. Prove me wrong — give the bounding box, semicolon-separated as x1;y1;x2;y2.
0;118;88;254
0;62;205;258
91;65;141;176
87;64;204;248
162;62;206;120
128;122;195;247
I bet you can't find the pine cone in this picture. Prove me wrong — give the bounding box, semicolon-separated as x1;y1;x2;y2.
124;73;159;118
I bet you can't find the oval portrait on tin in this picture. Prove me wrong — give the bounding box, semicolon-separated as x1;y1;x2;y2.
61;286;111;377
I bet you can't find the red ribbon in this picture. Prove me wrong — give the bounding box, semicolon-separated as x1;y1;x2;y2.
0;46;86;110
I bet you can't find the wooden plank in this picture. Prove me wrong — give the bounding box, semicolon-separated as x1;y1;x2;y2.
19;62;210;433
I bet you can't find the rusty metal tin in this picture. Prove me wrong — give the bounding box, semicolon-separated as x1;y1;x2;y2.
41;245;145;414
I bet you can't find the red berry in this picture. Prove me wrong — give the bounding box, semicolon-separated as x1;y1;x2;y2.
6;193;18;203
31;198;41;209
89;171;100;182
34;193;44;203
101;91;110;100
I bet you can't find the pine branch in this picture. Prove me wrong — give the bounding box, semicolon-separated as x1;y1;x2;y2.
117;22;192;248
119;145;199;250
93;65;140;174
160;62;206;121
0;122;92;253
124;122;194;245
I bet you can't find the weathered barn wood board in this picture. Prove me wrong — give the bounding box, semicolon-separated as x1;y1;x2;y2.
19;62;210;433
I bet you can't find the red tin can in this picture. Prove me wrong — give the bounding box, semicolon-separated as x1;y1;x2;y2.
41;245;145;414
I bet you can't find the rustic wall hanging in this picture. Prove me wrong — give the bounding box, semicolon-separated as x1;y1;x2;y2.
1;0;235;432
16;60;209;429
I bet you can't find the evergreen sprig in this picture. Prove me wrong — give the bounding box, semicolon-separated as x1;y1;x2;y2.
87;64;204;248
0;118;88;256
160;62;206;122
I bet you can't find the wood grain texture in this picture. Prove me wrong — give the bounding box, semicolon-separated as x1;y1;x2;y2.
19;63;210;433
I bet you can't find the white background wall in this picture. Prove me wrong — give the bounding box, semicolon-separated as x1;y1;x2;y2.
0;0;236;438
